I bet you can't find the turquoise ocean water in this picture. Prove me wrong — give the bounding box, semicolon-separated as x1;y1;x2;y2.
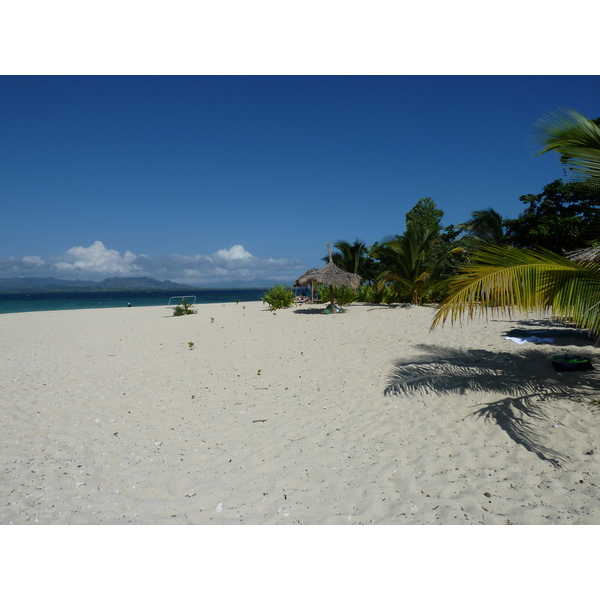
0;289;269;315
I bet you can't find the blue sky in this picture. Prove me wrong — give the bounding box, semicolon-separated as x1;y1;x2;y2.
1;75;599;287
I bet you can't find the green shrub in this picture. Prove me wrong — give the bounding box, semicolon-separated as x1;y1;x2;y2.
381;285;398;304
356;283;401;304
357;283;376;302
261;285;295;310
172;300;197;316
333;285;358;306
314;284;358;306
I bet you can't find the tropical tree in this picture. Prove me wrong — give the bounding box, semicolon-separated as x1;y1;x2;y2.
431;245;600;334
371;223;463;305
503;179;600;253
431;109;600;333
403;197;463;280
326;238;366;273
405;197;444;240
323;238;378;282
457;208;506;248
532;108;600;186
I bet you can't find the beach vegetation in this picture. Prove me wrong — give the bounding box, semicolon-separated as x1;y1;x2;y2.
503;180;600;254
431;110;600;331
357;283;377;302
405;197;444;240
357;282;402;304
370;223;464;305
323;238;378;282
302;113;600;312
314;284;358;306
334;286;358;306
411;200;462;268
457;208;507;250
354;282;396;304
379;284;398;304
431;245;600;334
188;341;195;350
261;285;295;310
532;108;600;188
172;300;197;316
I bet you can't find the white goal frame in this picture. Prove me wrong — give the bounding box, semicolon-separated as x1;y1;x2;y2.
167;295;197;307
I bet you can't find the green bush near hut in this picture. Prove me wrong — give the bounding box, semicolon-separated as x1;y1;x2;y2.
355;282;401;304
314;284;358;306
262;285;295;310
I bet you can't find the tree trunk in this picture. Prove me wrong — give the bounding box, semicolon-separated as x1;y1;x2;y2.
329;285;335;314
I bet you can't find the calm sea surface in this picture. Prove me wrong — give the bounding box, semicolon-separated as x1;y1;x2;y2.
0;289;269;315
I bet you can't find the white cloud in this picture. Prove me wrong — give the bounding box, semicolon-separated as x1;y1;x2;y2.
1;242;307;286
22;256;45;266
54;241;141;275
0;255;49;274
214;245;253;261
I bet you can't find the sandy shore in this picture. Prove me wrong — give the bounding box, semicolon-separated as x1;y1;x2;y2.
2;300;600;525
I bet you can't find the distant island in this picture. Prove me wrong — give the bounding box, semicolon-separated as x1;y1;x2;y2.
0;277;198;293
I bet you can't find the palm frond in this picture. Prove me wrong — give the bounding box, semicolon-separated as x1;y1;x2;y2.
457;208;505;245
557;147;600;183
431;245;600;332
532;108;600;184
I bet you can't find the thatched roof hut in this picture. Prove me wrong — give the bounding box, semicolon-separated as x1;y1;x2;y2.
294;268;319;303
294;268;320;288
295;243;361;313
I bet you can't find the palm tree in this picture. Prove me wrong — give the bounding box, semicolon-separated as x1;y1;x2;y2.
329;238;367;273
431;245;600;333
457;208;505;247
371;223;463;305
533;108;600;186
323;238;377;281
431;109;600;331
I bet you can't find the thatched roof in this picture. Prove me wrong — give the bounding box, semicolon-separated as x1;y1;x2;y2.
566;247;600;263
309;260;362;290
294;244;361;290
295;243;362;314
293;268;319;287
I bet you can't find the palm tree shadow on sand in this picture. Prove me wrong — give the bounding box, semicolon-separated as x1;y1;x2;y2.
384;344;600;468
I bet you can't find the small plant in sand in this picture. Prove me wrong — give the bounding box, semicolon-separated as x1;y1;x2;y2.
257;369;262;376
313;284;358;307
356;282;396;304
357;283;377;303
210;317;215;323
261;285;295;310
188;341;195;350
333;285;358;306
172;300;197;317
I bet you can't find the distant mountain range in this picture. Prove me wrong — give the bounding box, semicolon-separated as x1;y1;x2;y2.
0;277;197;293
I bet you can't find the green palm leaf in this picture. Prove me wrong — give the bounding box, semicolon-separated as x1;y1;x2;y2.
457;208;505;246
532;108;600;185
373;224;463;305
431;245;600;332
324;238;368;276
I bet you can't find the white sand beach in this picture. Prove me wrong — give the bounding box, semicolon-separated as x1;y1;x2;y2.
2;300;600;525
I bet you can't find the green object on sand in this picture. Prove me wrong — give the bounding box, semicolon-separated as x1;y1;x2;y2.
551;355;593;371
